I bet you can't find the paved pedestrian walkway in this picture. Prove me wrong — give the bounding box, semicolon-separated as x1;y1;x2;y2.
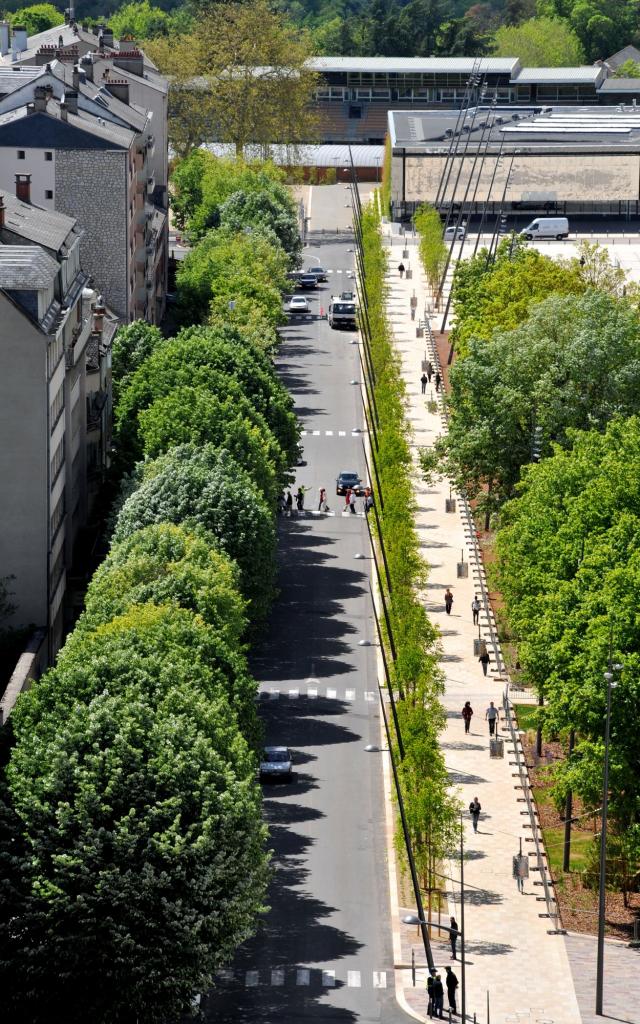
381;230;583;1024
564;934;640;1024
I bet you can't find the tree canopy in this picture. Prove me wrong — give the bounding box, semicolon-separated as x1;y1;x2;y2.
491;16;586;64
8;4;61;34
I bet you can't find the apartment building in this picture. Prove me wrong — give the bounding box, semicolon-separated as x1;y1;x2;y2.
0;190;116;657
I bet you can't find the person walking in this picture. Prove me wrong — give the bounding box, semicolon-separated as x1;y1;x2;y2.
449;917;459;960
469;796;481;833
479;646;490;677
421;372;428;394
285;490;293;516
426;360;433;383
444;588;453;615
435;371;442;392
344;487;352;512
485;700;498;735
462;701;473;734
318;486;327;512
433;974;444;1019
398;262;405;278
364;487;374;515
445;966;459;1015
426;971;435;1018
348;490;357;514
471;595;481;625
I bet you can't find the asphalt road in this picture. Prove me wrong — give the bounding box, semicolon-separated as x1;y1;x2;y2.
201;187;409;1024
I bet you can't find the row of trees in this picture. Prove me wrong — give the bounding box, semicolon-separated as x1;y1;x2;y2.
0;157;300;1021
360;203;459;900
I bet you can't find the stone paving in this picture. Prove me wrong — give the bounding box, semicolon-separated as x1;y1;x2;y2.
381;228;584;1024
564;934;640;1024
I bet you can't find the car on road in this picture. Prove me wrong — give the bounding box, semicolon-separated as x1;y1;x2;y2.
339;290;356;302
288;295;310;313
328;298;357;329
298;273;318;289
336;471;365;496
259;746;294;782
307;266;328;282
521;216;569;240
444;225;465;241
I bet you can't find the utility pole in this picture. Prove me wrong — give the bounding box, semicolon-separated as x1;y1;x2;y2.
460;814;466;1024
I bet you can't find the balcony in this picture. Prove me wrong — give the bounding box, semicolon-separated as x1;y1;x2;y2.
146;174;155;195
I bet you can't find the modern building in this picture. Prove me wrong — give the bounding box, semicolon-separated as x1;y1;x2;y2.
0;17;168;323
387;105;640;219
309;57;639;143
0;190;116;657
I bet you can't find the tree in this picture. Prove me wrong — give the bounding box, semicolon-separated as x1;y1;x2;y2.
613;57;640;77
146;1;319;157
414;203;448;291
111;321;164;399
185;158;295;244
491;16;586;64
109;0;193;39
219;189;302;266
112;445;277;621
170;148;212;231
81;523;247;647
4;683;268;1024
8;4;61;34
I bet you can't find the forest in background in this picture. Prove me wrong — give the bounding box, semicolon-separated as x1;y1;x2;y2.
3;0;640;63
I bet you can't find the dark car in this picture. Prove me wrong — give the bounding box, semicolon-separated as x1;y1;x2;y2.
307;266;328;282
259;746;294;782
336;471;365;496
298;273;318;289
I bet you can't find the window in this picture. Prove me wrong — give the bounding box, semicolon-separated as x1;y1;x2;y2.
50;436;65;485
348;105;362;119
50;492;65;542
50;381;64;428
45;151;52;161
49;544;65;598
45;189;53;200
17;149;25;159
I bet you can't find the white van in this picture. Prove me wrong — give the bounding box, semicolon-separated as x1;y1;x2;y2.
521;217;569;240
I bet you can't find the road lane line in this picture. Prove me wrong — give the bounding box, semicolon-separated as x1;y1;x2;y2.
322;970;336;987
313;430;321;436
347;970;361;987
296;969;310;986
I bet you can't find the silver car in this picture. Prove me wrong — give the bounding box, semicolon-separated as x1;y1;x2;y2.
259;746;294;782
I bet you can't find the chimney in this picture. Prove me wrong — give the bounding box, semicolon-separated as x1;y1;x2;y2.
102;26;114;48
107;78;129;105
15;174;31;203
0;195;5;230
60;101;68;121
114;49;143;78
12;26;28;56
80;54;94;82
63;90;78;114
34;85;48;112
0;21;9;56
72;62;80;90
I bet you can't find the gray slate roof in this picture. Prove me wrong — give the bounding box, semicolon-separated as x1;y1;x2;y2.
0;190;77;251
513;66;603;84
0;244;58;287
603;45;640;69
0;65;44;94
598;77;640;92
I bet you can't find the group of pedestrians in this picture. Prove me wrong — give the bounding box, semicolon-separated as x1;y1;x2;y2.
278;486;310;515
442;589;491;676
420;363;441;394
279;485;374;517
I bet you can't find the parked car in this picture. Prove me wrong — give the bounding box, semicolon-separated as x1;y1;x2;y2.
259;746;293;782
336;471;365;496
307;266;328;282
298;273;318;289
288;295;310;313
444;225;465;241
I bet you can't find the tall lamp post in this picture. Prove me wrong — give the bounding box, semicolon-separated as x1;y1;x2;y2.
595;660;621;1016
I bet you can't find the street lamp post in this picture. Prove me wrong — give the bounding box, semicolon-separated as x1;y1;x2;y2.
595;661;621;1016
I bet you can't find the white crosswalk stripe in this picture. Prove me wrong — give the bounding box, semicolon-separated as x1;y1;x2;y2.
296;969;310;986
307;687;317;699
364;691;376;702
345;689;356;701
325;430;333;436
258;687;379;702
288;688;299;700
271;969;284;986
322;970;336;987
219;966;391;988
245;971;259;987
326;688;337;699
269;688;279;700
373;972;387;988
339;430;346;436
313;430;320;436
347;970;362;987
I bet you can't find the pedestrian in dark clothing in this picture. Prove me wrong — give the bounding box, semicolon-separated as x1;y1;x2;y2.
364;488;374;515
449;917;459;959
433;975;444;1019
398;262;405;278
318;487;327;512
421;372;428;393
471;595;480;625
485;700;498;734
469;797;481;833
444;588;453;615
285;491;293;515
296;487;305;512
445;967;459;1015
479;648;490;677
426;360;433;383
462;701;473;734
426;971;435;1018
435;371;442;392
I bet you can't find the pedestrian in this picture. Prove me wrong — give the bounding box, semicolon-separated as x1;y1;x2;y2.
349;490;357;514
444;587;453;615
364;487;374;515
449;917;459;960
278;491;286;515
445;966;459;1015
398;262;405;278
421;372;428;394
479;646;490;677
471;595;480;625
433;974;444;1019
426;970;435;1018
426;360;433;383
469;796;481;833
462;701;473;734
411;305;416;320
296;486;305;512
285;490;293;516
435;371;442;392
345;487;351;511
318;486;327;512
485;700;498;735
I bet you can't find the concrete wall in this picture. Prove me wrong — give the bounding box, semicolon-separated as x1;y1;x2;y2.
55;148;129;317
394;151;640;205
0;144;55;208
0;627;47;725
0;294;48;629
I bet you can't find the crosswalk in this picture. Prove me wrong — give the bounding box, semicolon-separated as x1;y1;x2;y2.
216;967;388;989
299;429;365;437
257;686;392;703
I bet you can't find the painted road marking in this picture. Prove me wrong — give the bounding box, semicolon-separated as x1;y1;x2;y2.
364;691;375;702
347;971;361;987
288;688;299;700
245;971;259;987
271;969;284;986
345;689;356;701
313;430;321;436
339;430;346;436
269;688;279;700
373;972;387;988
326;688;337;699
325;430;333;436
322;970;336;987
307;687;318;699
296;969;310;986
217;970;233;982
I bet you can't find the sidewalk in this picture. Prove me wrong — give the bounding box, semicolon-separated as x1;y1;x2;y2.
382;233;583;1024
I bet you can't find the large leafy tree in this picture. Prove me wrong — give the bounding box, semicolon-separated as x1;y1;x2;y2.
219;189;302;267
111;321;164;401
490;15;586;63
112;445;277;620
8;4;60;34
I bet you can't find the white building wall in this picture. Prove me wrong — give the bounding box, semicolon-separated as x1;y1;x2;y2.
0;145;55;207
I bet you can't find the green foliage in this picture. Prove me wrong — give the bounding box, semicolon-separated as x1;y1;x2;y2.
8;4;61;34
170;147;212;231
491;16;586;64
219;188;301;267
109;0;193;39
433;289;640;514
414;203;448;291
613;58;640;77
80;523;247;647
380;134;392;218
496;417;640;837
111;320;163;400
112;444;277;621
537;0;638;61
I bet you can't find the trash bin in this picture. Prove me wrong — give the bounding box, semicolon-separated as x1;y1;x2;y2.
473;638;481;656
456;561;469;578
402;248;409;259
416;326;424;338
405;268;413;279
490;738;505;758
445;498;456;513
